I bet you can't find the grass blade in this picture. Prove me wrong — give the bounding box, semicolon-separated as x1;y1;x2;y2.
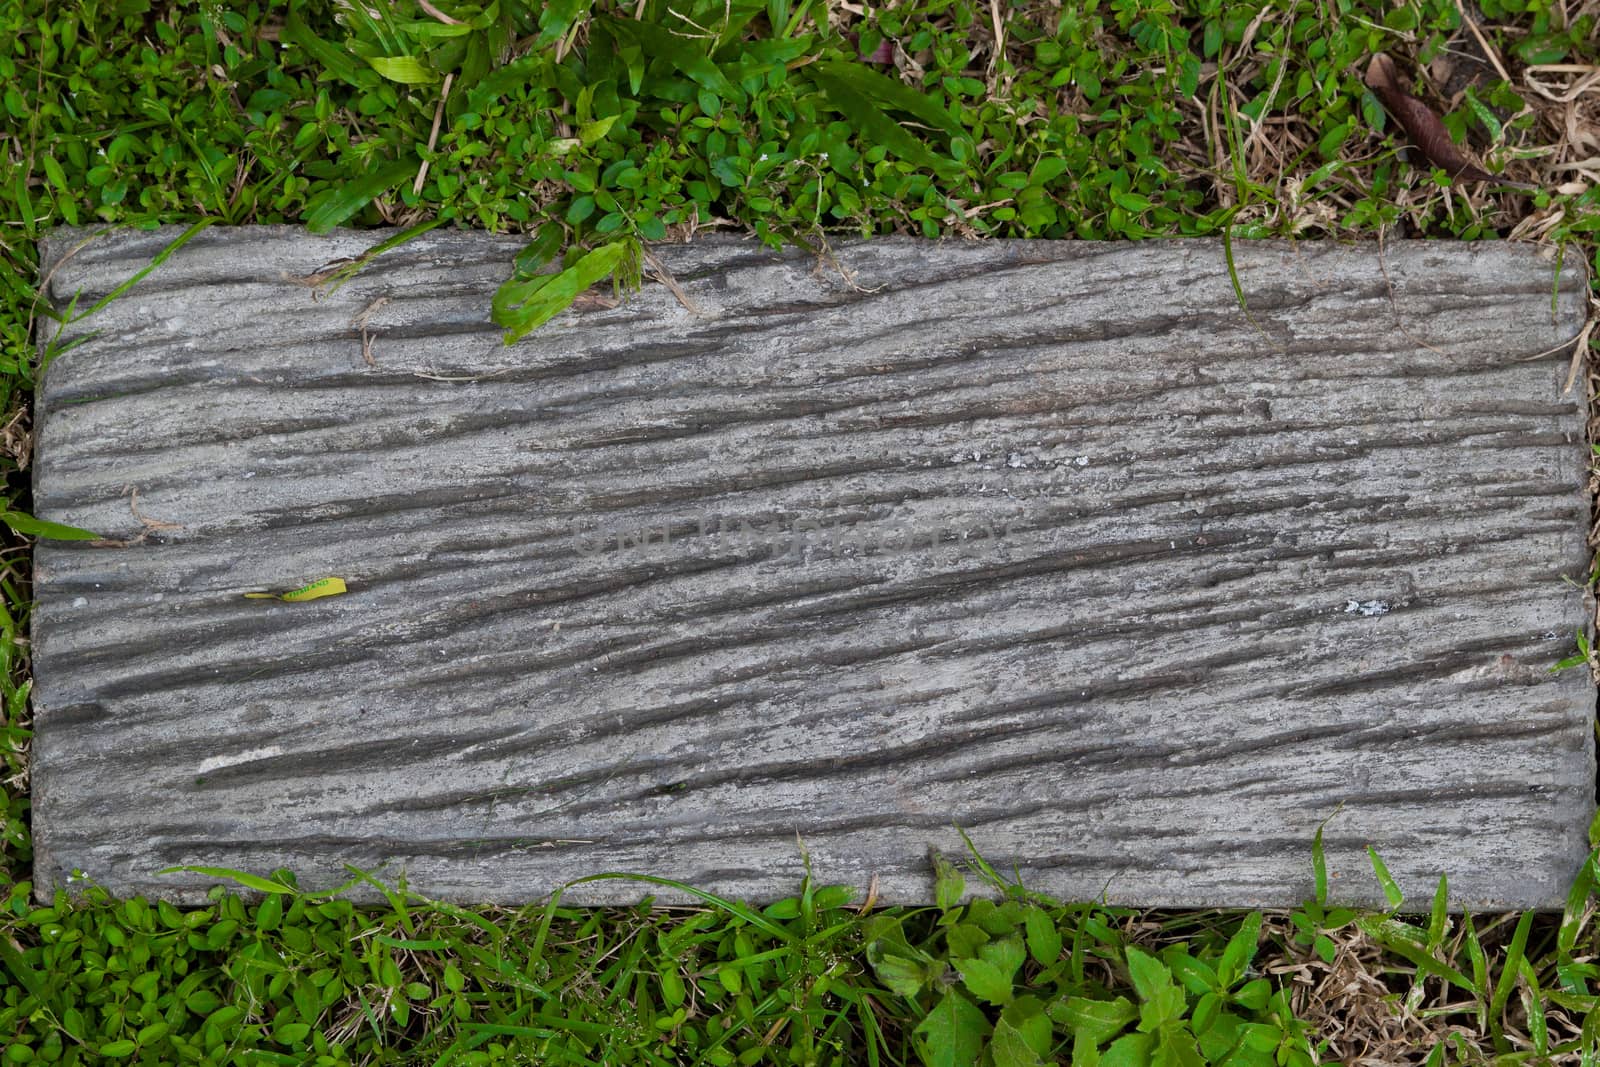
1489;910;1536;1050
1561;850;1597;958
810;68;957;177
811;59;963;137
0;935;45;1001
0;511;100;541
80;219;216;321
564;871;797;944
1311;815;1329;906
605;16;742;105
282;11;370;86
157;865;298;895
1523;958;1549;1058
1366;846;1404;910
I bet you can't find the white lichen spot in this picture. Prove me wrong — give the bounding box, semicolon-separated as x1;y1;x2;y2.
1007;452;1026;469
1074;456;1089;467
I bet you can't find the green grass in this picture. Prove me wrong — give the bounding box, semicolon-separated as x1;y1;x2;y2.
4;0;1600;1063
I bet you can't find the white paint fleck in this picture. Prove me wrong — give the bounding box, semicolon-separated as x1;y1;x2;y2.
1344;599;1390;617
1007;452;1026;469
1074;456;1089;467
242;471;255;479
71;596;87;608
197;745;283;776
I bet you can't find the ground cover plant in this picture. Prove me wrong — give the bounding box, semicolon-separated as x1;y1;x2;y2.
6;0;1600;1062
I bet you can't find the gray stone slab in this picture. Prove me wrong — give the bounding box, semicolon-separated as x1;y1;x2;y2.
29;226;1596;908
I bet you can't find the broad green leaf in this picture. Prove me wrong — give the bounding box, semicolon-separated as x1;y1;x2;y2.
914;990;990;1067
513;222;566;278
870;950;932;998
1000;998;1053;1057
1153;1027;1205;1067
956;956;1013;1006
305;159;416;233
980;934;1026;980
41;153;69;193
1190;992;1219;1035
1101;1031;1154;1067
1164;947;1216;996
991;1018;1045;1067
255;892;282;932
1125;947;1173;1004
0;510;99;540
1050;996;1137;1046
494;240;632;343
1233;978;1271;1011
536;0;595;47
1140;984;1187;1033
1218;911;1263;987
1024;906;1062;966
579;114;618;145
366;54;438;84
933;851;965;910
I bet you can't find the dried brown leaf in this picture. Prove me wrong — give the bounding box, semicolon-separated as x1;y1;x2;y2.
1364;53;1535;189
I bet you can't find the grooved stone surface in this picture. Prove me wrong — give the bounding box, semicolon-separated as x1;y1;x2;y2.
31;227;1597;908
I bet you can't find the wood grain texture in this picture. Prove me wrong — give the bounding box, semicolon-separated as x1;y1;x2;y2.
30;227;1596;908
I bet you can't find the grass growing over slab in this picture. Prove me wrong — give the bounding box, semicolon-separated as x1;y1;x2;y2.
4;0;1600;1062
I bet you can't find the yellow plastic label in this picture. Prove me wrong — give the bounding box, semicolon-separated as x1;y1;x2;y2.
243;577;348;602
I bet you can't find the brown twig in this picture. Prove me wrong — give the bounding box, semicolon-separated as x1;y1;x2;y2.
641;248;701;315
349;296;390;367
413;73;455;197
